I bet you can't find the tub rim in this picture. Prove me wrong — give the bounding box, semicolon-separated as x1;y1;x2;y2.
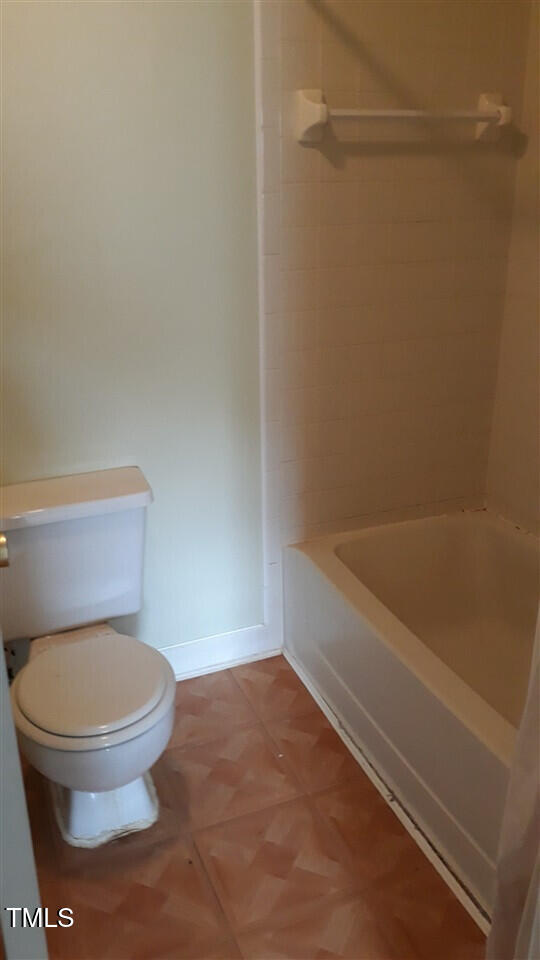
290;511;536;769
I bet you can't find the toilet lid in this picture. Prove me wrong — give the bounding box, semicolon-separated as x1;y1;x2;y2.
16;633;168;737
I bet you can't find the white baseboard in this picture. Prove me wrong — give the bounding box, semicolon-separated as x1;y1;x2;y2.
159;624;280;681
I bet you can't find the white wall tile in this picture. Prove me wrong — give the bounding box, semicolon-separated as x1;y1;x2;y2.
281;137;320;183
263;192;280;255
281;226;318;269
356;180;395;223
281;183;319;227
322;41;356;90
317;345;354;385
262;128;280;190
281;384;318;423
264;366;282;423
281;268;319;312
356;222;389;263
265;467;281;519
264;418;281;471
281;0;320;42
255;0;529;576
261;57;280;129
313;418;351;457
281;347;319;388
391;179;444;222
263;254;282;314
259;0;280;60
387;221;454;263
281;40;320;90
320;181;359;225
281;310;318;351
315;383;349;421
262;311;281;370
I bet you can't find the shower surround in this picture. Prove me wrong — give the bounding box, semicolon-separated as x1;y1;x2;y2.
255;0;535;640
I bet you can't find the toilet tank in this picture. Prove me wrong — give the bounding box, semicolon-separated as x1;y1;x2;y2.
0;467;153;642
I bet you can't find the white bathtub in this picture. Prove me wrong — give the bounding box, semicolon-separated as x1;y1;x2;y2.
283;510;539;913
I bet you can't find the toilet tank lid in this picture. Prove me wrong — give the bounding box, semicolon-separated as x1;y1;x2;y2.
0;467;153;530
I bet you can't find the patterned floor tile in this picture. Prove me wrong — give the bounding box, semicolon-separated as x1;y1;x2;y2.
167;724;301;828
170;670;257;748
28;766;232;960
265;709;362;792
236;893;397;959
23;659;485;960
48;905;241;960
40;841;231;958
314;778;432;892
110;929;242;960
115;928;243;960
42;897;130;960
195;797;356;931
231;656;315;722
365;871;486;960
39;758;190;888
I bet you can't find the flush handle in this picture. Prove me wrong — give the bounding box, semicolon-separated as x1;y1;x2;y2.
0;533;9;567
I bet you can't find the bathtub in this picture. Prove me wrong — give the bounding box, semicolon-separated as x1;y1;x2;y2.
283;510;539;913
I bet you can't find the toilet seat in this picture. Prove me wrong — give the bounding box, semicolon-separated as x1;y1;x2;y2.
17;632;167;737
11;631;176;753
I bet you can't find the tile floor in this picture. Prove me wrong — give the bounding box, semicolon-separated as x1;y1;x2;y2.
25;656;486;959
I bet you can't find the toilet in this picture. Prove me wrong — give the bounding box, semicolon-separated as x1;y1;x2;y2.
1;467;176;847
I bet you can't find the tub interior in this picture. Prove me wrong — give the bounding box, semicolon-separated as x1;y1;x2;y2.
335;513;539;727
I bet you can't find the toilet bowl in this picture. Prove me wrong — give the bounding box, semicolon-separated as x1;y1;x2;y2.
1;466;176;847
11;624;176;847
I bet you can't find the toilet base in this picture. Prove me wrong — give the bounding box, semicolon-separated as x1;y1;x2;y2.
50;773;159;848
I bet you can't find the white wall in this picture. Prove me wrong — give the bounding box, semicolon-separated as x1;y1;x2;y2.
487;2;539;534
1;1;263;651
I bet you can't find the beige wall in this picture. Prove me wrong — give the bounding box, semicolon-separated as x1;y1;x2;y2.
487;3;539;534
1;1;263;649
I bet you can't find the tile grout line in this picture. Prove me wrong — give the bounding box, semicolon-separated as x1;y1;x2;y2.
167;725;306;833
189;839;246;959
182;669;380;936
227;660;318;728
192;788;363;944
172;662;368;830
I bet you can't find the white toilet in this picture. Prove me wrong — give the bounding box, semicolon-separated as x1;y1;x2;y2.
1;467;176;847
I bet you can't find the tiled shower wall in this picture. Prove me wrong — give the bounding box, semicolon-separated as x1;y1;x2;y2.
256;0;532;638
486;1;539;535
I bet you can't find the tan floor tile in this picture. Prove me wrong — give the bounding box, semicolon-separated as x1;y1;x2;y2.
24;663;485;960
97;918;241;960
366;873;486;960
42;869;234;960
39;760;190;889
314;778;432;892
170;670;258;748
231;656;315;722
194;939;243;960
40;842;231;958
237;893;398;959
167;724;301;829
29;767;232;960
195;796;356;932
265;709;362;792
43;899;130;960
197;940;243;960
